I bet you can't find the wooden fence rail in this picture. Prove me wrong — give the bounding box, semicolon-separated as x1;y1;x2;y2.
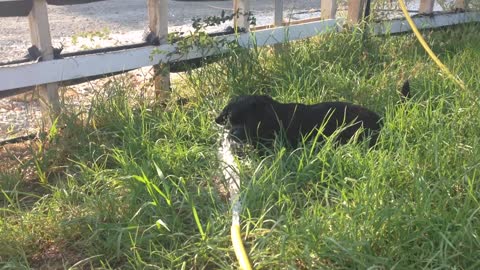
0;0;478;122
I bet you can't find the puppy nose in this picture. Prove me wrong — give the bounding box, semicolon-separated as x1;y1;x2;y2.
215;116;225;125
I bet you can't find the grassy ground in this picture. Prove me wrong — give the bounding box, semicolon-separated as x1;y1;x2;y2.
1;23;480;269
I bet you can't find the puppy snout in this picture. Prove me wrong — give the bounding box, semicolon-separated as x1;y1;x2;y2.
215;115;226;125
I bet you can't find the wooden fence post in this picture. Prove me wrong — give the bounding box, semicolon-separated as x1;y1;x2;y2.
347;0;366;24
321;0;337;20
28;0;60;124
233;0;250;32
274;0;283;27
273;0;283;51
419;0;435;14
147;0;170;101
455;0;465;11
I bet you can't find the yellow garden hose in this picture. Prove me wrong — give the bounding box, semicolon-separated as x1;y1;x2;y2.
219;131;253;270
397;0;466;90
231;224;252;270
224;5;465;269
230;174;252;270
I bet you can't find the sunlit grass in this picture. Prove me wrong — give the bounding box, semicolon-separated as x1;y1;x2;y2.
1;23;480;269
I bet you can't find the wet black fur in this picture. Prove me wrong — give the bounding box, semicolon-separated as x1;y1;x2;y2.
216;81;410;148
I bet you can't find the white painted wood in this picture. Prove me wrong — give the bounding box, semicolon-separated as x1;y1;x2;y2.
321;0;337;20
147;0;170;99
0;43;218;92
234;0;250;31
239;19;340;48
274;0;283;26
419;0;435;14
0;19;339;92
1;12;480;93
28;0;60;118
372;11;479;34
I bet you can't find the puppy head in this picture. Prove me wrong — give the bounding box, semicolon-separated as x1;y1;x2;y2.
216;95;275;143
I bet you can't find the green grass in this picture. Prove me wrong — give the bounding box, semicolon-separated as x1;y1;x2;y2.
1;23;480;269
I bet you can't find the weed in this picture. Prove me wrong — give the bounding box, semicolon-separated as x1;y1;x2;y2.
1;23;480;269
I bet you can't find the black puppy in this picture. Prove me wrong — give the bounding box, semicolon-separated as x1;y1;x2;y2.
216;82;410;148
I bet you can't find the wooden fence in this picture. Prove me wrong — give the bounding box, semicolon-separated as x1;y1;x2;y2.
0;0;478;120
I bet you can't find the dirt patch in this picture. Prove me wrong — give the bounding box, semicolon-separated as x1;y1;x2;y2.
30;240;85;270
0;140;38;181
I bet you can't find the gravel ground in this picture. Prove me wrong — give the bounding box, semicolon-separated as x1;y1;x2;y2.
0;0;324;62
0;0;447;141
